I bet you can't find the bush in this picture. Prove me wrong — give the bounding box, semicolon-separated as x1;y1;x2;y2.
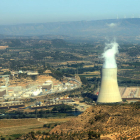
42;132;49;135
10;134;22;139
47;124;51;128
88;131;100;139
43;124;51;128
36;131;41;134
89;119;94;125
95;113;110;122
51;104;73;113
30;131;35;139
54;123;57;126
43;124;47;127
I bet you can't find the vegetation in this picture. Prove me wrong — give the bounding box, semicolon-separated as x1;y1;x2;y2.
0;104;140;139
49;68;63;80
0;37;140;139
52;104;73;113
0;38;140;88
0;104;76;119
88;131;100;139
81;93;97;102
130;101;140;109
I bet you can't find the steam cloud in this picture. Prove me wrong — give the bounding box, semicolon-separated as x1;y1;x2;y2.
107;23;118;28
101;41;119;69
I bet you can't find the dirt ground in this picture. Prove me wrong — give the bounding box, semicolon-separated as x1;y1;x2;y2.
0;46;8;49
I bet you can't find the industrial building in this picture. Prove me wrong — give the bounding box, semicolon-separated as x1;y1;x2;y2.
42;80;53;92
120;87;140;99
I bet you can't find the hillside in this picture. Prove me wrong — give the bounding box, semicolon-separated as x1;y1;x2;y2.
14;104;140;140
49;104;140;139
1;18;140;42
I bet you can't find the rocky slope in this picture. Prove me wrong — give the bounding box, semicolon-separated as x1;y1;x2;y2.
16;103;140;140
50;104;140;139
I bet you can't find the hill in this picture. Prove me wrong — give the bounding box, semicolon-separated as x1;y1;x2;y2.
1;18;140;42
14;103;140;140
49;104;140;139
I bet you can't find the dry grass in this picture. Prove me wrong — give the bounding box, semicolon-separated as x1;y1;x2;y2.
0;118;41;135
38;117;74;123
0;117;73;136
0;124;42;136
0;118;40;127
83;65;94;68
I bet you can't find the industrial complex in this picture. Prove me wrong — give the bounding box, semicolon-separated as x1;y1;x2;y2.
0;71;82;109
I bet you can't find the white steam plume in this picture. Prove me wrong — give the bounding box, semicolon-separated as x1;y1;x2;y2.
107;23;118;28
101;41;119;69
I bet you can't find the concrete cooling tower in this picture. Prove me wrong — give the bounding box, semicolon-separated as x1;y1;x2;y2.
97;68;122;103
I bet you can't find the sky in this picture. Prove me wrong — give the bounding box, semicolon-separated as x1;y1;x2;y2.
0;0;140;25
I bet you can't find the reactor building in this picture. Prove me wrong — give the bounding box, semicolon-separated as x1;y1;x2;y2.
97;41;122;103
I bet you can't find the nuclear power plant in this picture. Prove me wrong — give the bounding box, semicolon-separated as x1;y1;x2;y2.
97;68;122;103
97;41;122;103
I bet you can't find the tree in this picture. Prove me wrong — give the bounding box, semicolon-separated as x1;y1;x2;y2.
79;76;88;85
52;104;73;113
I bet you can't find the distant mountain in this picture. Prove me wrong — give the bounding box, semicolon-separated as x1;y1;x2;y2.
1;18;140;41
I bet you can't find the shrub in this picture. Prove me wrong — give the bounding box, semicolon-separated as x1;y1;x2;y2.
42;131;49;135
88;131;100;139
95;113;109;122
10;134;22;139
30;131;35;139
43;124;51;128
43;124;47;127
36;131;41;134
89;119;94;125
54;123;57;126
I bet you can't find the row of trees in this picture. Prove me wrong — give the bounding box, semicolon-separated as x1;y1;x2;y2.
59;66;99;75
0;104;74;119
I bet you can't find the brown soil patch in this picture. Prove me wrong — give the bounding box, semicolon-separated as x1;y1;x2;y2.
0;46;8;49
9;75;59;88
83;65;94;68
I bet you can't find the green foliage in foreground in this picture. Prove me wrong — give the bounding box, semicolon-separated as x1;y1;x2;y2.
10;134;22;139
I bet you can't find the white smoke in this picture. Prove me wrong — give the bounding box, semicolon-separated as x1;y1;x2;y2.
101;41;119;69
107;23;118;28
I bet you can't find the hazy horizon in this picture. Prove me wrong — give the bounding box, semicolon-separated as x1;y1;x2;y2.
0;0;140;25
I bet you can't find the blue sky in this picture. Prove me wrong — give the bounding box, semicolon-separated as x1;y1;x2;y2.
0;0;140;25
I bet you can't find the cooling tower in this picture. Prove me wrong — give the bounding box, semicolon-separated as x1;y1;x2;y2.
97;68;122;103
